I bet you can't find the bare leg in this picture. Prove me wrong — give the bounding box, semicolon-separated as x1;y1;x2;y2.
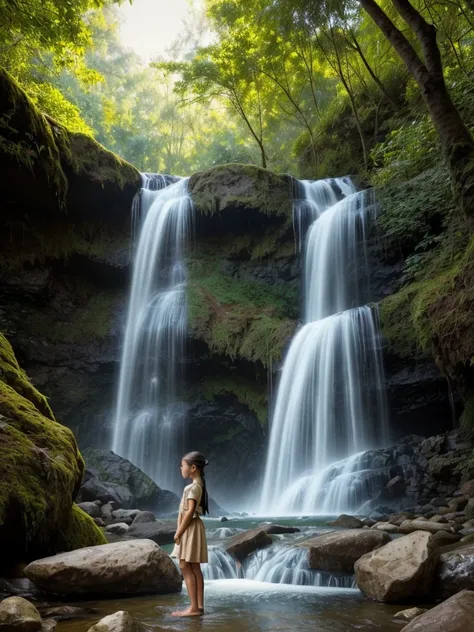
191;562;204;612
171;561;201;617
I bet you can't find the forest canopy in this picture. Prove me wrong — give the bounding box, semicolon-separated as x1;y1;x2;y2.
1;0;474;191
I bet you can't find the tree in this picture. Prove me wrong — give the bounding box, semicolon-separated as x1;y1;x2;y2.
353;0;474;220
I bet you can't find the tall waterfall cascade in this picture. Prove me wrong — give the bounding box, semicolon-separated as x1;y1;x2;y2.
260;178;389;515
112;176;193;493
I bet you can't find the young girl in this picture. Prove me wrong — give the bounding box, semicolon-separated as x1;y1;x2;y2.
171;451;209;617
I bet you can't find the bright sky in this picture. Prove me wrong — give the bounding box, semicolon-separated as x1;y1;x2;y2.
118;0;194;61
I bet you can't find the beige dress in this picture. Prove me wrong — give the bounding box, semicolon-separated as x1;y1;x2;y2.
172;478;208;563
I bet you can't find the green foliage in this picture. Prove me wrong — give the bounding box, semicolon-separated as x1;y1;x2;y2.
375;164;456;258
188;250;298;318
201;375;268;425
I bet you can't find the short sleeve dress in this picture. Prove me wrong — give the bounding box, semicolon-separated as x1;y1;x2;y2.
172;478;208;563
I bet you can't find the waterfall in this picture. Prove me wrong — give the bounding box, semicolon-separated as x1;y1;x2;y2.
203;545;355;588
112;177;193;493
260;179;388;515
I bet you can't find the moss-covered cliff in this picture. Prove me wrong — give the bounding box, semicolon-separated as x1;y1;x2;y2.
0;333;105;570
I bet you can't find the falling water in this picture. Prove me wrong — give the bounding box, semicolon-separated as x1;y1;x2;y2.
112;177;193;493
260;180;388;515
203;545;355;588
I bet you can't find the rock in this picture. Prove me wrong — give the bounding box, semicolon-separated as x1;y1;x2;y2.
0;578;44;602
105;523;129;536
302;529;390;573
0;597;42;632
0;335;104;569
327;514;363;529
432;531;462;546
131;512;156;525
428;455;461;482
41;620;57;632
434;543;474;598
77;502;102;519
87;611;141;632
220;517;229;523
393;608;428;623
100;503;114;525
93;518;106;527
226;529;272;562
369;512;386;522
371;522;400;533
466;499;474;520
460;481;474;498
41;606;97;621
127;522;175;545
189;164;292;220
362;518;376;528
431;497;450;507
399;519;455;534
449;497;468;512
354;531;439;602
400;590;474;631
421;435;446;457
389;512;415;526
81;450;179;514
78;479;134;510
259;524;300;535
385;476;406;497
111;510;140;525
24;540;182;596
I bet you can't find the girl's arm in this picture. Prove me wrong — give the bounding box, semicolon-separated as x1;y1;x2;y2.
174;499;197;541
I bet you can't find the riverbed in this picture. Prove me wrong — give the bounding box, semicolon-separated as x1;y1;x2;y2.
56;515;410;632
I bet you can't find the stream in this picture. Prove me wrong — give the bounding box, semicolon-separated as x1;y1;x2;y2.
55;517;410;632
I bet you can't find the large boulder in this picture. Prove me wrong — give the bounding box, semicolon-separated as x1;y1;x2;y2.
24;540;181;596
434;543;474;598
400;590;474;632
0;334;105;570
189;164;292;223
354;531;439;602
87;611;141;632
0;597;42;632
79;450;179;513
226;528;272;562
301;529;390;573
399;519;455;534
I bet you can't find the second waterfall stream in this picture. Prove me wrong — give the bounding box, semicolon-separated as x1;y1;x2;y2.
260;178;389;515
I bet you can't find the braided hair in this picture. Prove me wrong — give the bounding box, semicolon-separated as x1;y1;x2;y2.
182;451;209;515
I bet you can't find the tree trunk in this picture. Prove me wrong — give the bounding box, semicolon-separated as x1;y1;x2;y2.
358;0;474;221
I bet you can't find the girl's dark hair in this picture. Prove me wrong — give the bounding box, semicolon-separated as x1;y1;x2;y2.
182;451;209;516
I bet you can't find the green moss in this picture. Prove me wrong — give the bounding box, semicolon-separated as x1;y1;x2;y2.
56;504;107;551
379;221;474;392
25;290;118;344
0;68;68;205
54;123;139;190
0;333;102;567
189;163;293;219
201;376;268;425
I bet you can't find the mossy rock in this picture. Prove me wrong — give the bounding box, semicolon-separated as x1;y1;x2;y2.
0;68;67;211
56;504;107;550
0;333;104;569
189;163;293;220
0;67;140;250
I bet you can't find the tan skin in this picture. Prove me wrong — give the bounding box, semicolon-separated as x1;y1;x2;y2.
171;460;205;618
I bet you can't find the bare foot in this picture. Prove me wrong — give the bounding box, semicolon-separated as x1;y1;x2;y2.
171;608;202;617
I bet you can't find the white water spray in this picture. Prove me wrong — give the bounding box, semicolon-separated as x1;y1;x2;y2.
260;180;388;515
112;177;193;493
